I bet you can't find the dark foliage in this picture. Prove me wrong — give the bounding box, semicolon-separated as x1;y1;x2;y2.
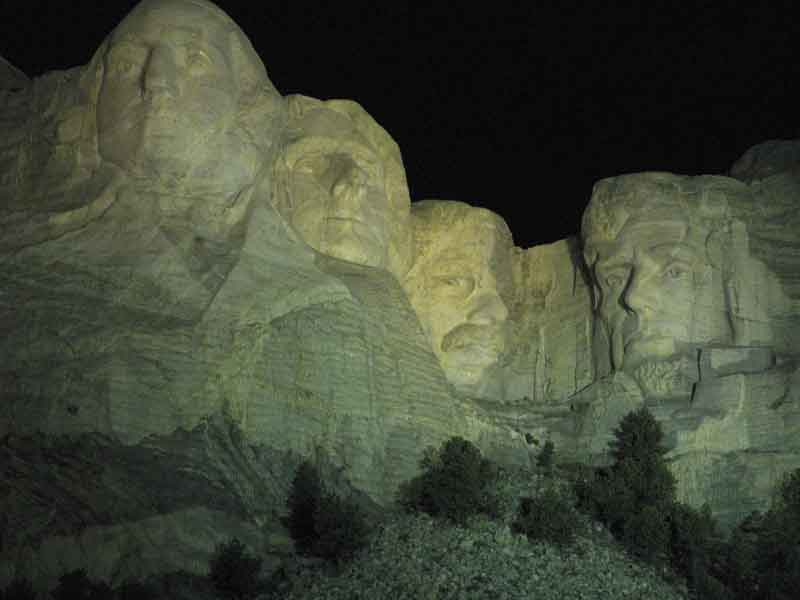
311;491;370;563
536;440;555;478
50;569;112;600
398;436;498;525
1;577;36;600
208;538;263;600
513;486;581;546
116;580;159;600
286;459;369;563
712;469;800;600
287;460;323;556
609;406;670;464
575;407;677;561
667;502;729;594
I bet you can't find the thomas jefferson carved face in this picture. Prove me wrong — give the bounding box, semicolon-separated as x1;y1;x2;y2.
583;173;735;382
404;201;512;393
95;0;256;179
273;96;411;273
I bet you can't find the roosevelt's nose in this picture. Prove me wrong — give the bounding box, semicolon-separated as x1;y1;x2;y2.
466;289;508;326
142;46;180;98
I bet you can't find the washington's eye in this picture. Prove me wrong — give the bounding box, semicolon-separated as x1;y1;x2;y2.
186;50;212;70
605;274;625;288
294;155;330;176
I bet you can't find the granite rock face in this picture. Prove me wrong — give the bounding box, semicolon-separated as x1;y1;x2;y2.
1;0;799;588
580;167;800;529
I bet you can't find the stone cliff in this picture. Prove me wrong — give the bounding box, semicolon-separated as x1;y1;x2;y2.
1;0;799;589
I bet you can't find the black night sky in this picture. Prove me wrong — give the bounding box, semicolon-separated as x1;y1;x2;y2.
2;0;798;248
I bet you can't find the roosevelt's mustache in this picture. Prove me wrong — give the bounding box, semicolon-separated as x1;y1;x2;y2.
440;323;507;354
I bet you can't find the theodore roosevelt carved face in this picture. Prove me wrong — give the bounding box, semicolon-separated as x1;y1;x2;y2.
403;200;513;394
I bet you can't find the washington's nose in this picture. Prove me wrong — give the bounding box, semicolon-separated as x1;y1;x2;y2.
142;46;179;97
466;290;508;326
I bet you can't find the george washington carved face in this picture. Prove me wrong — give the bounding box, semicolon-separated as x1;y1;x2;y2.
95;0;264;181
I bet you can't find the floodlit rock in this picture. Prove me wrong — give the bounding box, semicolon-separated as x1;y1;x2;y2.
579;168;800;528
272;95;413;278
402;200;513;396
2;0;799;588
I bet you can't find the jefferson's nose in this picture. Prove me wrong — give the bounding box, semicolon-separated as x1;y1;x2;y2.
330;165;368;210
142;46;179;97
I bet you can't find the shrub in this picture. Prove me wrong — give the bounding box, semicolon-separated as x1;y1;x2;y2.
50;569;112;600
513;486;581;546
117;580;159;600
777;467;800;516
208;537;262;600
621;503;671;561
311;491;370;563
287;459;369;563
2;577;36;600
668;503;726;586
398;436;497;525
287;460;323;556
576;407;677;562
536;440;555;479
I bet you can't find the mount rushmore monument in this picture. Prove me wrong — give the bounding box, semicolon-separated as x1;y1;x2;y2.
1;0;798;589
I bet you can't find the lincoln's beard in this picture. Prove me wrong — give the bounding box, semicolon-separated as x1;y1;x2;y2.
630;356;697;399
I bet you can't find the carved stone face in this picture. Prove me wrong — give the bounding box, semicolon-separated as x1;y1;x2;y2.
283;149;392;267
96;0;244;177
404;202;512;393
274;97;411;273
583;175;734;378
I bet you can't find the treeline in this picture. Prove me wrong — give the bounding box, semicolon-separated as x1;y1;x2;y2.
4;407;798;599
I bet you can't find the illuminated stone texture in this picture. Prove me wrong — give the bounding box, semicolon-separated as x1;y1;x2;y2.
0;0;525;589
272;94;413;279
1;0;798;589
579;168;800;528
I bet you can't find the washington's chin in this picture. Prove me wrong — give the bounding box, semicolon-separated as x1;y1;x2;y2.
320;227;387;268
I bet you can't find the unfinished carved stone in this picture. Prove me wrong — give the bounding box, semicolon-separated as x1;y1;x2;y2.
403;200;513;395
580;168;800;528
272;95;412;278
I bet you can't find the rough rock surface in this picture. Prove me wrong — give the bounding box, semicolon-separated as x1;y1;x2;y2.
1;0;799;588
579;166;800;529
